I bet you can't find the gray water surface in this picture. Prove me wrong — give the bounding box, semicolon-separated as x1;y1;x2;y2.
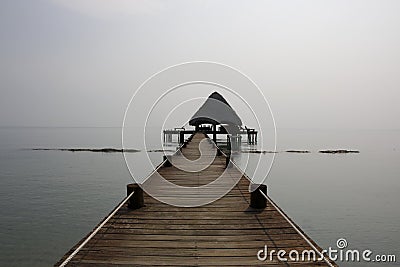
0;127;398;266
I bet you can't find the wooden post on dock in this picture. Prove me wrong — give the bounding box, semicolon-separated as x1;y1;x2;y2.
250;184;267;209
163;155;172;167
225;135;232;168
127;183;144;209
225;155;231;168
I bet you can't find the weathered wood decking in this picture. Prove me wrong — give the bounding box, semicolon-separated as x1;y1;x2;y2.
56;133;336;266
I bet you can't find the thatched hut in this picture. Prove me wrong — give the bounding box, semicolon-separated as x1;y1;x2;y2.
189;92;242;141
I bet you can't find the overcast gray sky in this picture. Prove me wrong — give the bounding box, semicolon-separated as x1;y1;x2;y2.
1;0;399;129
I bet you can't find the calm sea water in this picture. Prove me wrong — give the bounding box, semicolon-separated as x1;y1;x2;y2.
0;127;398;266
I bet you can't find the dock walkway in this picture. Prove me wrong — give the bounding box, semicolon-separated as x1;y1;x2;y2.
56;133;336;266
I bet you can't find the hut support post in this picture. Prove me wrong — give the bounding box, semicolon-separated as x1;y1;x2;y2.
212;124;217;143
231;134;241;151
127;183;144;209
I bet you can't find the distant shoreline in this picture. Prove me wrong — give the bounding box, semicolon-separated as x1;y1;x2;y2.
30;148;360;154
242;149;360;154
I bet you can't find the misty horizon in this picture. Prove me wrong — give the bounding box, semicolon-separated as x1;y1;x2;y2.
1;0;399;130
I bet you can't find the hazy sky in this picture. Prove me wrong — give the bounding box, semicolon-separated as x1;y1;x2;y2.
1;0;399;129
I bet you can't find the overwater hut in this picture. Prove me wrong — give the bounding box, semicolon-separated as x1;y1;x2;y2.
189;92;242;142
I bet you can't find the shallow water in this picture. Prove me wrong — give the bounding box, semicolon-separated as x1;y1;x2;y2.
0;127;398;266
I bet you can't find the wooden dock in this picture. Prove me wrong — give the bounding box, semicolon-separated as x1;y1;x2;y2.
56;133;336;266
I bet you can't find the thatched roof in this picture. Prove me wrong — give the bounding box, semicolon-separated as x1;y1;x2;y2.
189;92;242;126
